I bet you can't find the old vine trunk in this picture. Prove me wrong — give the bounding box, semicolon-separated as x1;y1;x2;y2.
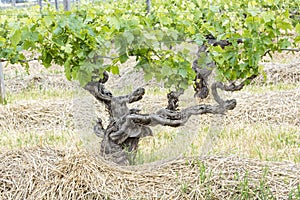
84;41;256;165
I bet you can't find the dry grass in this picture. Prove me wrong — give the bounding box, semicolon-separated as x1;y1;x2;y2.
255;59;300;85
228;88;300;125
0;99;74;132
0;147;299;200
1;78;298;133
136;123;300;165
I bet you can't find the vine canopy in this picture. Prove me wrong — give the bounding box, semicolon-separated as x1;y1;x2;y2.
0;0;299;90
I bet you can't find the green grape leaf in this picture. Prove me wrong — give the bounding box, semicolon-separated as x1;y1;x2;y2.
261;11;275;23
119;53;129;64
11;30;21;47
178;68;187;78
108;17;121;30
161;65;172;76
124;31;134;45
296;23;300;35
61;44;73;54
41;50;52;68
0;37;6;47
78;69;92;86
111;65;120;75
144;72;153;82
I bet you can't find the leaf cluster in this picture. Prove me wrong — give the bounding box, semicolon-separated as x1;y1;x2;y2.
0;0;299;88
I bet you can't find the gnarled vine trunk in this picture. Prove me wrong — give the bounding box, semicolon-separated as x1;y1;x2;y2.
84;75;253;165
84;41;256;165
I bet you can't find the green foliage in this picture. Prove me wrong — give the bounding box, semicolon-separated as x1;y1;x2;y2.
0;0;299;88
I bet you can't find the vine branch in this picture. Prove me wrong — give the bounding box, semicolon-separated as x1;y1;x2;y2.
83;71;239;165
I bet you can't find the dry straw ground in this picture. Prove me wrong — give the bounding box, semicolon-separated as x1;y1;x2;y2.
0;147;299;199
0;52;300;199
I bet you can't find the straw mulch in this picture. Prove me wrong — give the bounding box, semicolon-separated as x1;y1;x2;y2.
0;147;299;200
1;86;298;134
5;74;77;94
227;88;300;125
3;61;77;94
254;62;300;85
0;99;74;133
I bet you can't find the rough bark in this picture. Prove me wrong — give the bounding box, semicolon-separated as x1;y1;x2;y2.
84;70;240;165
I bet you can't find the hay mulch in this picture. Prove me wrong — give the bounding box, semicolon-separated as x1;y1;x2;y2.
5;74;77;94
0;99;74;133
1;86;298;134
3;61;77;94
0;147;299;200
227;88;300;125
254;61;300;85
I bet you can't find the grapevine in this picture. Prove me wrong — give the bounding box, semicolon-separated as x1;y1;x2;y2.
0;0;299;164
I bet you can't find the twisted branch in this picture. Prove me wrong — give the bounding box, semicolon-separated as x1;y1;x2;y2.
83;71;240;165
211;75;257;107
